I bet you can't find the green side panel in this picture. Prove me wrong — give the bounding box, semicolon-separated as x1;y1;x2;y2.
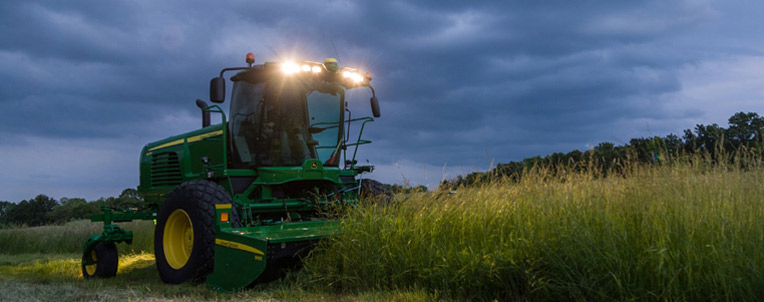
206;220;339;292
206;231;268;292
137;123;227;206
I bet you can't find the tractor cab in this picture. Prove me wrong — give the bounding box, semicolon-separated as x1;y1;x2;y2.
210;56;380;171
227;66;344;168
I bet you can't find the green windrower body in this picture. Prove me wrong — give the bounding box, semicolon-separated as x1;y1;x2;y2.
81;56;380;291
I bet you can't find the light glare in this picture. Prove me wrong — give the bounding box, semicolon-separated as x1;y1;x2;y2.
312;66;322;73
301;65;311;72
343;71;363;83
282;62;300;74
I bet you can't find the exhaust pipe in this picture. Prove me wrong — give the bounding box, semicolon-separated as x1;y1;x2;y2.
196;99;210;128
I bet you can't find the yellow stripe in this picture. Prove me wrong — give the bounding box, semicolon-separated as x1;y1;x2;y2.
148;130;223;151
215;239;264;255
215;204;232;209
148;138;184;151
187;130;223;143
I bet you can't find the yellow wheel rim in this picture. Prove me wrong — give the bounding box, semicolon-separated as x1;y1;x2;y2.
85;250;97;276
163;209;194;269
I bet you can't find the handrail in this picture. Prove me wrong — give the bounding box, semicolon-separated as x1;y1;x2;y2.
202;105;228;171
344;117;375;168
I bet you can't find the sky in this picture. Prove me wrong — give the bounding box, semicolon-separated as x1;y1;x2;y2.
2;0;764;202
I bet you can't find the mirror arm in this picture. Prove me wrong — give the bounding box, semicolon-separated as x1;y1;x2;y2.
219;67;249;78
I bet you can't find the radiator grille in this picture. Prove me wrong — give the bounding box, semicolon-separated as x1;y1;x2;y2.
151;152;182;186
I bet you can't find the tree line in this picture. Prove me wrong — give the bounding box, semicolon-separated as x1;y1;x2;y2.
0;188;142;228
440;112;764;189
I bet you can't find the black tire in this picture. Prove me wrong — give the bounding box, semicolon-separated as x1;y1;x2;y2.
82;242;118;279
154;180;239;284
359;179;393;204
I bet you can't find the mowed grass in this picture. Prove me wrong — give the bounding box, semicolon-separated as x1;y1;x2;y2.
303;158;764;301
3;156;764;301
0;253;438;302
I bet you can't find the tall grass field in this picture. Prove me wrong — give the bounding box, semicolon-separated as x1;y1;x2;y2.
304;157;764;301
2;156;764;301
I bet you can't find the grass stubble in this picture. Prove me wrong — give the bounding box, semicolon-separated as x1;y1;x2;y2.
2;155;764;301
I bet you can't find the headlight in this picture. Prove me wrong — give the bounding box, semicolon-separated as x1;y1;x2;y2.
282;62;300;74
342;71;364;83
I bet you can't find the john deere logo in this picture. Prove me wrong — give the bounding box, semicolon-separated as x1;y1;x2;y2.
311;162;318;169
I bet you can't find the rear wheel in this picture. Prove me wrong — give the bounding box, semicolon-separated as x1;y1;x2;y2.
360;179;393;204
81;242;118;279
154;180;238;284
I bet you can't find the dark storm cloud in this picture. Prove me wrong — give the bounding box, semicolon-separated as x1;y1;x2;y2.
0;0;227;139
0;0;749;194
328;0;717;164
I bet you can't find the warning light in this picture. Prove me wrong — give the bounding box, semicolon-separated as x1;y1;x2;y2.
324;58;339;72
220;212;229;222
245;53;255;67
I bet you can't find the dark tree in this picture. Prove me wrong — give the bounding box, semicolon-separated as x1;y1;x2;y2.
694;123;725;154
119;188;143;201
726;112;764;148
4;195;58;226
440;112;764;189
47;197;96;223
0;201;16;225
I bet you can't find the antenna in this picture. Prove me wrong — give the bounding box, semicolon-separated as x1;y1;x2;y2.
331;40;342;65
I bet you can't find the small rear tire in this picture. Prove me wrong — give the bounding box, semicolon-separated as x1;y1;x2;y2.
82;242;118;279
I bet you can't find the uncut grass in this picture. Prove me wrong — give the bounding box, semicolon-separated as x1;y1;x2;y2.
0;220;154;254
303;157;764;301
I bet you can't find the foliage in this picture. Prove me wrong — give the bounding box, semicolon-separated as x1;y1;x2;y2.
0;189;144;228
1;195;59;227
0;201;15;218
441;111;764;189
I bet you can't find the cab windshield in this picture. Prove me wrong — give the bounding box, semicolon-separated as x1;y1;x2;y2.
229;80;343;168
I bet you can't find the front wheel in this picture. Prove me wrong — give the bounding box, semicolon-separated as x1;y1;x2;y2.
154;180;238;284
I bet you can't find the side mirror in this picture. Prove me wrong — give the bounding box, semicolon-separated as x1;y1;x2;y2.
370;96;381;118
210;77;225;103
